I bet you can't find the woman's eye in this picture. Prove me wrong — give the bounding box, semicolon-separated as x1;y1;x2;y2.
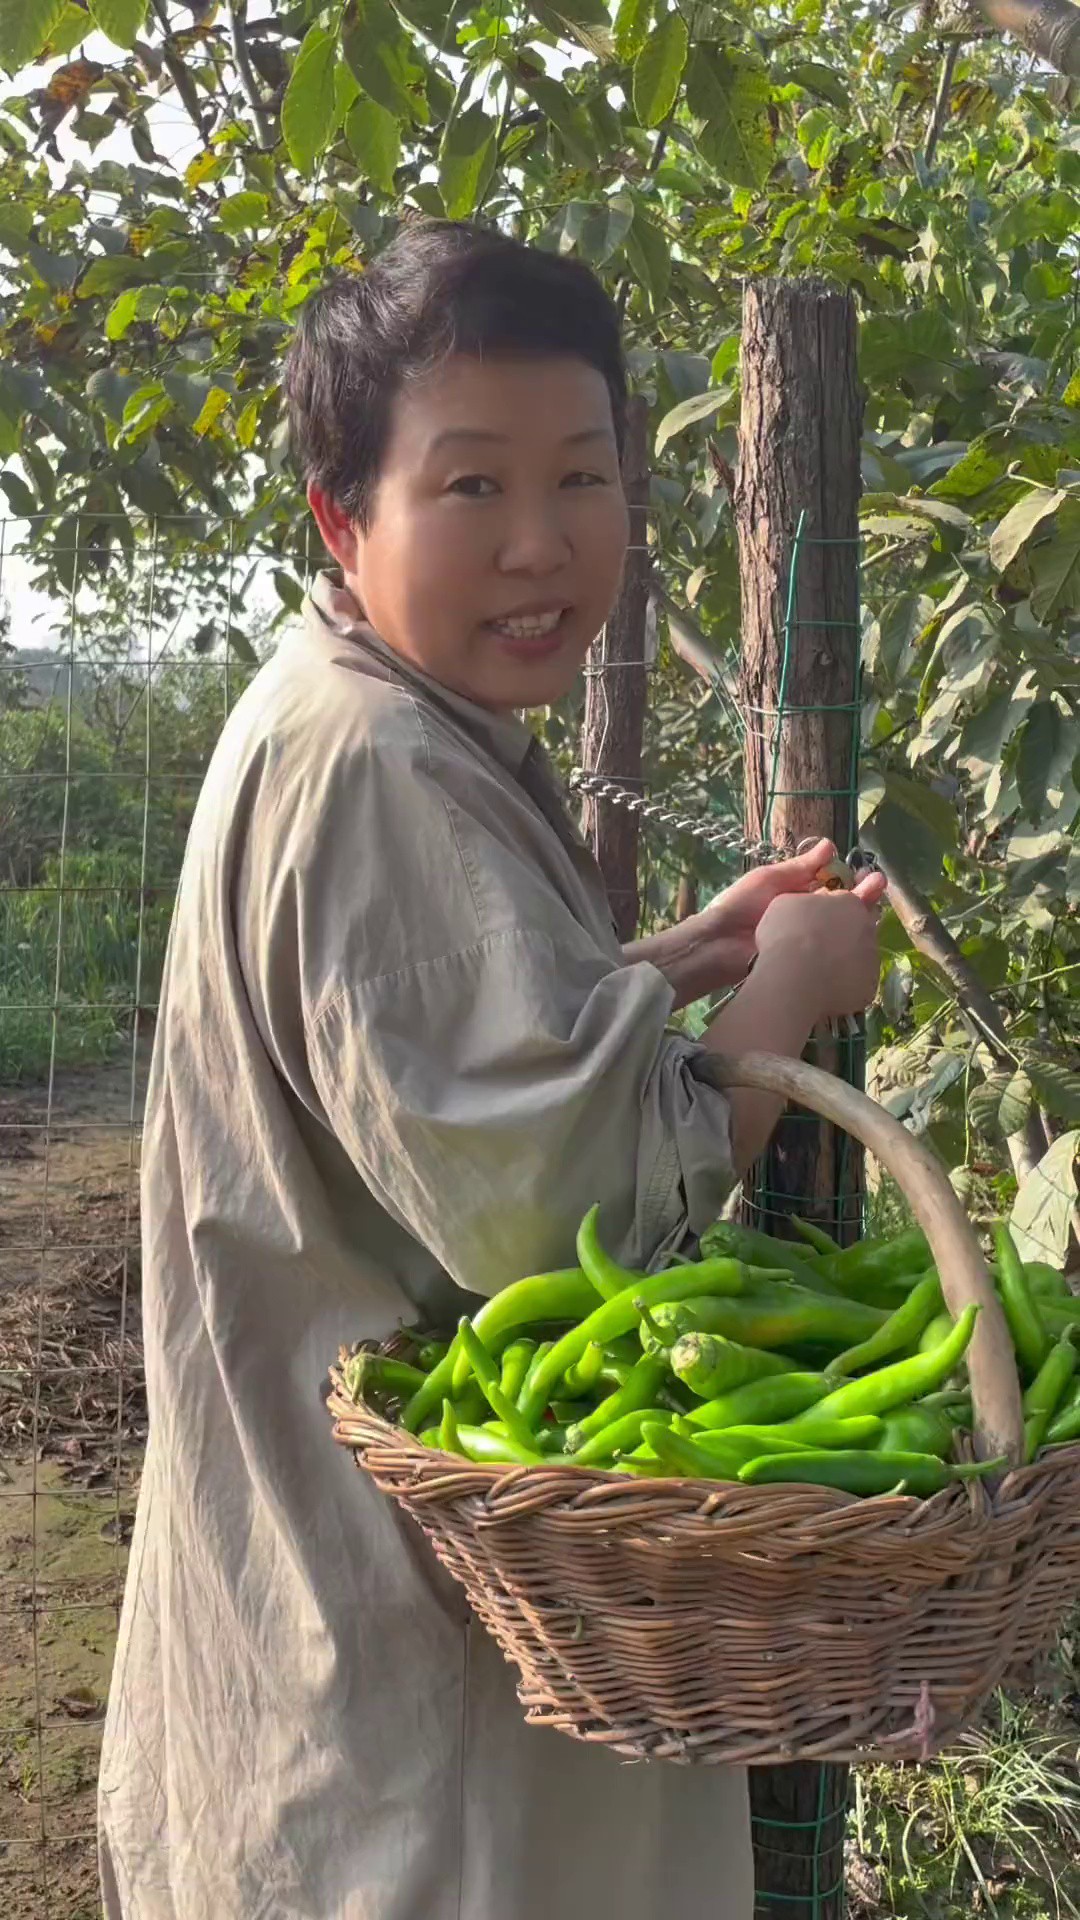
447;474;499;498
562;470;608;488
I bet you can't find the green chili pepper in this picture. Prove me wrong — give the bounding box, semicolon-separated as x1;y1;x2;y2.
825;1271;943;1380
689;1423;819;1457
739;1448;1002;1498
439;1398;461;1453
638;1283;888;1361
1022;1330;1077;1462
994;1222;1050;1380
404;1269;592;1430
1024;1261;1069;1300
344;1352;426;1404
575;1204;645;1301
561;1340;606;1396
820;1227;931;1298
1038;1298;1080;1334
918;1311;955;1356
515;1259;754;1424
875;1407;956;1458
447;1266;602;1395
1047;1380;1080;1445
515;1339;556;1412
669;1331;796;1400
701;1220;830;1290
417;1340;450;1373
638;1420;746;1481
684;1372;830;1432
498;1338;537;1405
570;1408;676;1464
564;1354;669;1449
804;1305;979;1424
457;1319;546;1454
454;1425;546;1466
791;1215;842;1257
775;1414;884;1449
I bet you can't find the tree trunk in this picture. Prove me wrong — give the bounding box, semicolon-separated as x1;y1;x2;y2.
976;0;1080;76
735;277;864;1920
580;394;650;941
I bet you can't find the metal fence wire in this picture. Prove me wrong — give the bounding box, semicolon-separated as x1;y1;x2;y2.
0;510;847;1916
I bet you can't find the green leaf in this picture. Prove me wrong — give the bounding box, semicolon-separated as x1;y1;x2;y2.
632;13;688;129
1025;1060;1080;1127
283;27;340;175
998;1070;1034;1138
988;487;1064;575
517;74;594;168
0;204;32;253
344;0;422;125
1010;1130;1079;1268
41;0;86;54
235;396;262;449
686;46;772;191
52;513;85;592
881;770;958;848
105;287;142;341
615;0;652;62
0;0;64;72
1016;700;1063;823
78;254;154;297
655;389;726;453
274;569;306;614
1028;498;1080;623
86;0;147;50
928;439;1006;503
558;196;634;266
346;98;401;192
439;104;496;220
0;470;37;517
218;191;272;234
625;205;670;306
784;61;849;107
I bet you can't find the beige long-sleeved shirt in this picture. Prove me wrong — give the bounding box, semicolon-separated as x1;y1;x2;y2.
98;573;751;1919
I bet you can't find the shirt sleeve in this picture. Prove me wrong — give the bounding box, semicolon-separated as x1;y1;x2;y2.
305;920;735;1298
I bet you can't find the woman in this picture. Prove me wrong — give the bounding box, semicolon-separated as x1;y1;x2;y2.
99;219;883;1919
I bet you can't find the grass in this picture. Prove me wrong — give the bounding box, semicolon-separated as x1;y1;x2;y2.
0;851;172;1083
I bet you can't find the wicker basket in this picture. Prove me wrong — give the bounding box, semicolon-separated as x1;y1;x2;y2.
327;1050;1080;1765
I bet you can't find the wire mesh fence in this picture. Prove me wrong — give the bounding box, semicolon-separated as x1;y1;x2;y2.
0;510;753;1915
0;514;307;1918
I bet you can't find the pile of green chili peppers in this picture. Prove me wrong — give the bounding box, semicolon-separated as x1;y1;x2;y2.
341;1207;1079;1500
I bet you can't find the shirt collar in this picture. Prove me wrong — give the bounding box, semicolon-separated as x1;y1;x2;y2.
305;570;537;778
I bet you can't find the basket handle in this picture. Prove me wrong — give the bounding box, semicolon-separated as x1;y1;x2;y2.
709;1050;1025;1467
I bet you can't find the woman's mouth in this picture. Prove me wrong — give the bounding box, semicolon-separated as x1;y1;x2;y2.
485;607;571;656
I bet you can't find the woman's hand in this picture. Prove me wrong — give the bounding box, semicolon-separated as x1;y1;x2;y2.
627;839;887;1009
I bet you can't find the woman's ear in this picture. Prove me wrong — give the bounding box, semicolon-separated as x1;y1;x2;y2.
308;485;361;573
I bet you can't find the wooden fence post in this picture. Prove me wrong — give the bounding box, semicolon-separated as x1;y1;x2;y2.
580;393;650;941
734;277;865;1920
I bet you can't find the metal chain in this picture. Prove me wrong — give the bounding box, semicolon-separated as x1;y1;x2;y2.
569;768;778;861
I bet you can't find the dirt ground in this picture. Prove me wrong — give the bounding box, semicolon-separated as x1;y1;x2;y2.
1;1052;149;1920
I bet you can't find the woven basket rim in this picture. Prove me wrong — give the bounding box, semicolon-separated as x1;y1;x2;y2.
327;1354;1078;1529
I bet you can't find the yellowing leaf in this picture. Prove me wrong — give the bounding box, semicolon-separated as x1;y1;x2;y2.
193;386;230;437
1010;1130;1079;1267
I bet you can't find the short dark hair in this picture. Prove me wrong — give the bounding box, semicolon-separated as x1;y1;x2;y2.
283;219;627;527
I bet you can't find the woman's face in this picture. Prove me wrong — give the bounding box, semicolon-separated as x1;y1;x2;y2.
310;352;630;711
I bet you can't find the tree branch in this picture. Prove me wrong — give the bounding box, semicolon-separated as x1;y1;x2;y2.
228;0;276;151
861;825;1052;1184
924;40;960;167
975;0;1080;76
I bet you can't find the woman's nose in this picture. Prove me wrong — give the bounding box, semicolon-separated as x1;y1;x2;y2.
495;506;573;575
